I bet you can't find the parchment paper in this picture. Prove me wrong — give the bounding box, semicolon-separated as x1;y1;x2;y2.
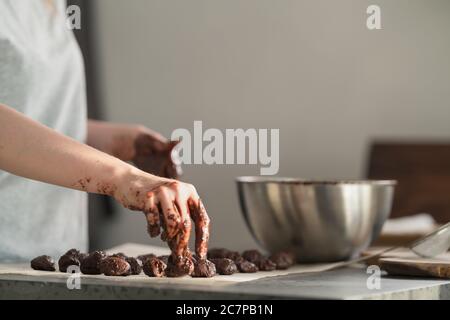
0;243;337;285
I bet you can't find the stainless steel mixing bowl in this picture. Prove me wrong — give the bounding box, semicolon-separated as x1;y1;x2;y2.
236;177;396;262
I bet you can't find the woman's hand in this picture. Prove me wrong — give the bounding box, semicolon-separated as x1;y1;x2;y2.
87;120;182;179
113;170;210;259
87;120;210;259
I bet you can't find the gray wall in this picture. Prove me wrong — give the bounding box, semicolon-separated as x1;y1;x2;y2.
89;0;450;250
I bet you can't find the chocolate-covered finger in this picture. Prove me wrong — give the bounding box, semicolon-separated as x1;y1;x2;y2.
175;196;191;233
158;207;169;242
169;232;187;259
159;190;181;239
166;202;190;258
189;198;210;259
172;202;192;258
163;202;190;260
145;211;160;237
145;193;160;237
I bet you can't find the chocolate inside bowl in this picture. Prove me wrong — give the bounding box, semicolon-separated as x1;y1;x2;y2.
236;176;396;262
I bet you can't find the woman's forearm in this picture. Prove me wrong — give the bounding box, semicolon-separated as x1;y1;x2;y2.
86;119;139;161
86;120;169;161
0;103;146;195
0;103;211;260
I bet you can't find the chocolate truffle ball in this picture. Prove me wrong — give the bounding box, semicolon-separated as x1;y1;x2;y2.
58;248;88;273
210;258;238;275
192;259;216;278
256;258;276;271
100;257;131;276
165;256;194;277
242;250;264;264
58;254;80;273
30;255;56;272
80;251;106;275
142;257;167;277
126;257;142;275
235;257;258;273
269;251;295;270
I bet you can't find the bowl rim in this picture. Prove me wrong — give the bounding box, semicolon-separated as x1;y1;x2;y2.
236;176;397;185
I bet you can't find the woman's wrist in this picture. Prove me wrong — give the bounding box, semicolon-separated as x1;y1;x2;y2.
112;164;171;211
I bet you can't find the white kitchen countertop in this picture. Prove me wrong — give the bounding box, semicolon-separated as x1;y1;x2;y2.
1;243;449;300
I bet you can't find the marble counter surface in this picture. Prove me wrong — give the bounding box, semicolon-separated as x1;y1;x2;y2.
1;266;449;300
2;243;449;300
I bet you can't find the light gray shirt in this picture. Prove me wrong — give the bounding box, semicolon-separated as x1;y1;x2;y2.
0;0;88;262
